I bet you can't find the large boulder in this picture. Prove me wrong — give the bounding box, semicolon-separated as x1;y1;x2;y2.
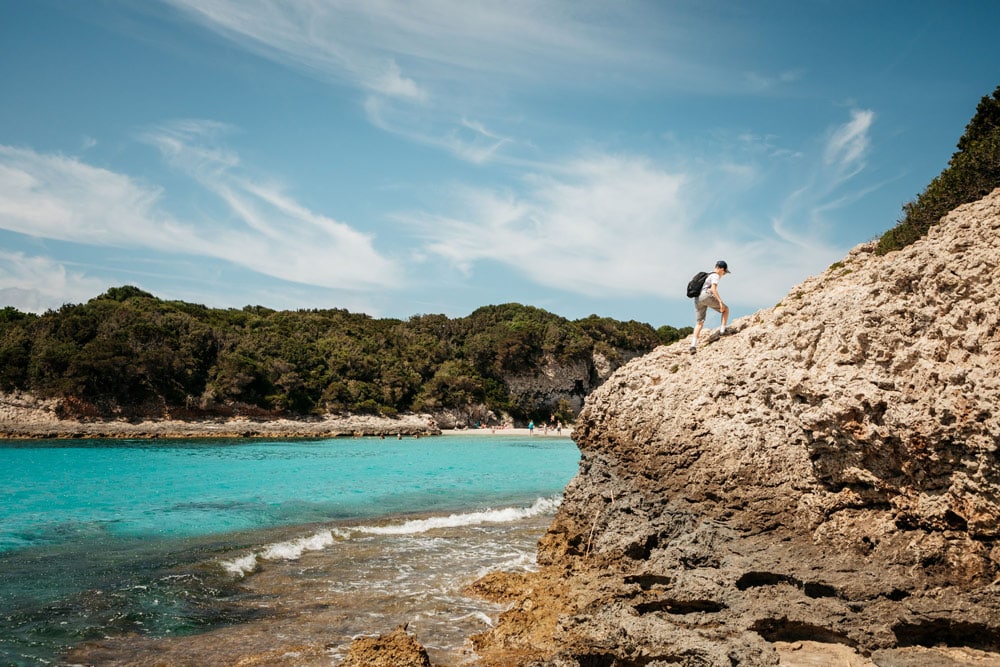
471;190;1000;666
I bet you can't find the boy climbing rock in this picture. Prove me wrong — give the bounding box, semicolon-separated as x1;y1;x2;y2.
690;260;730;354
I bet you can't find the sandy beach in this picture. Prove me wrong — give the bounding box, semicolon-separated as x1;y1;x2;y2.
441;426;573;438
0;417;573;441
0;391;573;439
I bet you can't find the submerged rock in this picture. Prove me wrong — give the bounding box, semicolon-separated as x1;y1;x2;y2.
471;190;1000;666
342;625;432;667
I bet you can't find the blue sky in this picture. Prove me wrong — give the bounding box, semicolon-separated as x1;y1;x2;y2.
1;1;998;328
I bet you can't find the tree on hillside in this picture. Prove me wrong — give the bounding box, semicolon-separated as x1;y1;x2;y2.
878;85;1000;254
0;291;684;421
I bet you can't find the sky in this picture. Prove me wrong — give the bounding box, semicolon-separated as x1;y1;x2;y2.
1;1;998;328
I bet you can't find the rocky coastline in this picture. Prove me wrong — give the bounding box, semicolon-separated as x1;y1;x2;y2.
7;190;998;665
462;189;1000;666
0;393;442;439
0;404;573;440
0;393;578;440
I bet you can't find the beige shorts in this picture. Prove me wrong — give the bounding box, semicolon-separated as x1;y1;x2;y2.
695;294;721;323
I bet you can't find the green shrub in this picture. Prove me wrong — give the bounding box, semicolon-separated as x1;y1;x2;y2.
877;85;1000;254
0;292;682;420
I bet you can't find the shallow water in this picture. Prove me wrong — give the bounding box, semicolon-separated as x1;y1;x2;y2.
0;435;579;666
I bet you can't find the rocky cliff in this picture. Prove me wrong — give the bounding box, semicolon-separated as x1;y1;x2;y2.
470;189;1000;666
503;349;644;418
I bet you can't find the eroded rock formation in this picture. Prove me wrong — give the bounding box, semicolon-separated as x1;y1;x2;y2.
504;349;646;417
342;625;432;667
471;190;1000;666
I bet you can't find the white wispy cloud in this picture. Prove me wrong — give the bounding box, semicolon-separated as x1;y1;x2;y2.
365;95;516;164
0;251;108;313
0;145;174;247
764;108;879;291
163;1;432;101
162;0;756;166
808;108;878;215
402;107;875;310
164;0;648;89
399;151;816;305
141;120;403;288
369;58;427;101
0;137;401;293
824;108;875;177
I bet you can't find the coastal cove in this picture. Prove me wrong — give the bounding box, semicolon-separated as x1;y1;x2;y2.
0;393;573;440
0;434;580;666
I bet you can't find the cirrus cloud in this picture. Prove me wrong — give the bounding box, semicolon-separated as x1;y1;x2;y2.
0;133;401;293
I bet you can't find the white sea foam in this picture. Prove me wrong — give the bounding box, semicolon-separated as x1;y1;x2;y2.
452;610;495;627
358;496;561;536
259;529;342;561
221;553;259;577
218;496;560;578
474;551;537;579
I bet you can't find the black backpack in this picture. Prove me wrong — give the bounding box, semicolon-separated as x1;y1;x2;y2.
686;271;709;298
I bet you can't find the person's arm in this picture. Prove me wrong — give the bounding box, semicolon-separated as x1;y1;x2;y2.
710;281;726;311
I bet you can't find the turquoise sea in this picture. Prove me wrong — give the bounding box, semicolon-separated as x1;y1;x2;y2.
0;434;580;666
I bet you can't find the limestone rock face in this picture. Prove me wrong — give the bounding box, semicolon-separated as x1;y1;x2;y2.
503;349;644;416
472;190;1000;666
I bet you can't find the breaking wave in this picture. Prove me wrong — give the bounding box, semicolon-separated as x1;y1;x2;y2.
220;495;561;577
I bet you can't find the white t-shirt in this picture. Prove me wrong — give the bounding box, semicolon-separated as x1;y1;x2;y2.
701;272;720;296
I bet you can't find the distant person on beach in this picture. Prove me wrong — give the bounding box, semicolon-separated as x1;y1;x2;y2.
528;420;535;435
690;260;731;354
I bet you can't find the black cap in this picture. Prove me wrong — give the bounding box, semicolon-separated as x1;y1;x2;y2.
715;260;730;274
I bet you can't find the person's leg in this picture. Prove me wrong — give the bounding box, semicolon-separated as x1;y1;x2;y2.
720;303;730;332
691;320;704;347
691;300;708;350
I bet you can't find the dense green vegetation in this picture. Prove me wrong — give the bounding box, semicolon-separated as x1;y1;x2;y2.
877;85;1000;254
0;287;689;423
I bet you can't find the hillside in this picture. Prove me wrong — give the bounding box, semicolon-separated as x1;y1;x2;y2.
468;189;1000;666
0;297;689;433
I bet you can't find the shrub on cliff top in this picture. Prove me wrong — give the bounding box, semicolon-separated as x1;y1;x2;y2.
877;85;1000;254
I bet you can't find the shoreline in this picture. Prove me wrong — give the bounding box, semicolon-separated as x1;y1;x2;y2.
0;415;435;440
440;425;572;438
0;421;574;440
0;391;574;440
0;427;574;440
0;413;573;443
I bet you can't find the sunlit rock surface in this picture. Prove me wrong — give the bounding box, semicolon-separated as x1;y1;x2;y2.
471;189;1000;666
